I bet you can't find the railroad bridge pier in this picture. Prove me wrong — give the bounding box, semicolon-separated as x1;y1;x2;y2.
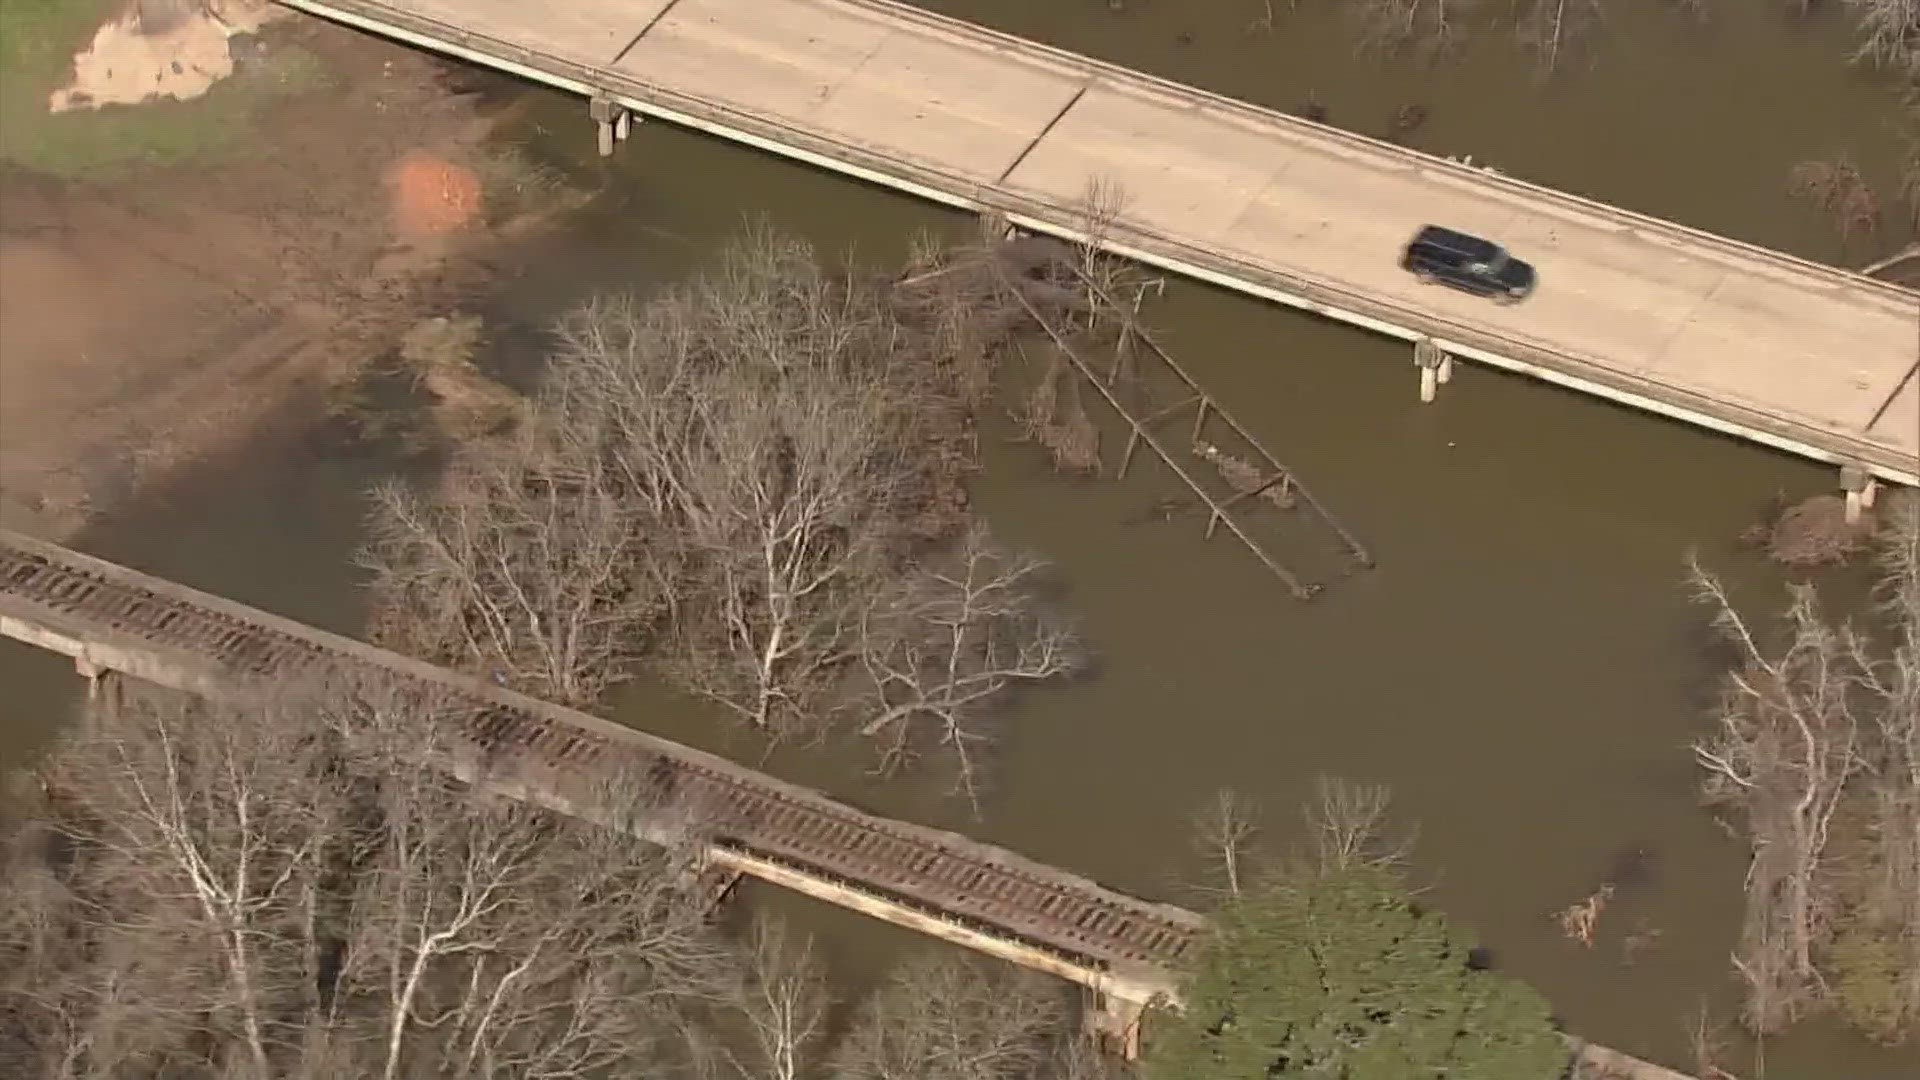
1084;992;1147;1060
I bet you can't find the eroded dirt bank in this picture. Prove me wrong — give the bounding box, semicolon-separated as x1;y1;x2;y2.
0;8;549;539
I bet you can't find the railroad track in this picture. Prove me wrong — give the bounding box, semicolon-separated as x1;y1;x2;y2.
0;531;1203;981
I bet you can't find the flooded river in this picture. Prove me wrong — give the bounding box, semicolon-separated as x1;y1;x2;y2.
4;2;1916;1075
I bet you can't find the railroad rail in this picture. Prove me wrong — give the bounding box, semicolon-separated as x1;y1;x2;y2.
0;528;1700;1076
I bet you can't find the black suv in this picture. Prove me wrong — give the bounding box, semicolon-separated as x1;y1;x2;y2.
1399;225;1537;303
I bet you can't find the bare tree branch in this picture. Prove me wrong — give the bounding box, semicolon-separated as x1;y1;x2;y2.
858;525;1080;810
1842;0;1920;77
830;953;1068;1080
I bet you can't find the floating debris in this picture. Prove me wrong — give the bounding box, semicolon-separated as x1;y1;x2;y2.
1194;440;1295;510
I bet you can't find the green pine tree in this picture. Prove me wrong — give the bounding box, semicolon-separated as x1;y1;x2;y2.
1144;865;1566;1080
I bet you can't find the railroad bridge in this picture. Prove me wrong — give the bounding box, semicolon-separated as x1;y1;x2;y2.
0;528;1192;1050
2;528;1696;1078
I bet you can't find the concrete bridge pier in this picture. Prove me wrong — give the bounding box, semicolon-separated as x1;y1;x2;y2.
74;656;123;717
1083;991;1145;1061
1841;464;1880;526
589;95;636;157
1414;337;1452;403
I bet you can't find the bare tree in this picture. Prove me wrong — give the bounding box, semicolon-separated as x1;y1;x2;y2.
521;233;933;737
1830;499;1920;1041
1685;1000;1746;1080
1514;0;1606;75
1789;156;1882;260
1;678;733;1078
1307;776;1415;873
335;711;728;1079
857;525;1080;808
365;227;1083;789
1842;0;1920;76
1690;565;1864;1033
362;420;664;708
666;366;903;734
830;953;1068;1080
1902;93;1920;235
1691;501;1920;1041
1046;1039;1139;1080
1190;788;1260;899
1352;0;1472;58
690;916;831;1080
3;686;348;1078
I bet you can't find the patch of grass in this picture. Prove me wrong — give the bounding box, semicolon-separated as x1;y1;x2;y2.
0;0;327;175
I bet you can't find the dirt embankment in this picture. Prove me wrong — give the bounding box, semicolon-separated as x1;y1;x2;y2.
0;10;550;540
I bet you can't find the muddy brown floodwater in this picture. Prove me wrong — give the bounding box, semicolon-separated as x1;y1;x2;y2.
3;3;1917;1076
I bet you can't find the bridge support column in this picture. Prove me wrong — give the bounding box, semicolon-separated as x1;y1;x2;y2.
590;96;636;157
75;657;121;717
1084;993;1145;1061
680;861;744;920
1841;464;1879;526
1414;337;1451;403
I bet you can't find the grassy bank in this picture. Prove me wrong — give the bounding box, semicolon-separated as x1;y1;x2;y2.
0;0;321;175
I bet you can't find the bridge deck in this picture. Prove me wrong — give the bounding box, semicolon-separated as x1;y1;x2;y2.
280;0;1918;484
0;529;1199;999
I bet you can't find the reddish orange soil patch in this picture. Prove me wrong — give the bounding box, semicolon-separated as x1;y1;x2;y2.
387;150;481;238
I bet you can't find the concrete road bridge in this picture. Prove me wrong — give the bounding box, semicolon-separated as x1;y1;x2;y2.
267;0;1920;494
3;528;1692;1077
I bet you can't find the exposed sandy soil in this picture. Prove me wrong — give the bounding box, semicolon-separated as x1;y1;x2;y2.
0;14;529;539
49;0;286;112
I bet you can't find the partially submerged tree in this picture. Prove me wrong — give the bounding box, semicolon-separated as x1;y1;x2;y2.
692;915;832;1080
1788;156;1882;261
1348;0;1612;74
1691;570;1862;1032
362;226;1084;791
858;525;1080;806
831;954;1070;1080
363;419;664;708
1691;498;1920;1040
1830;501;1920;1042
1843;0;1920;77
1352;0;1473;59
1902;93;1920;235
1513;0;1607;75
